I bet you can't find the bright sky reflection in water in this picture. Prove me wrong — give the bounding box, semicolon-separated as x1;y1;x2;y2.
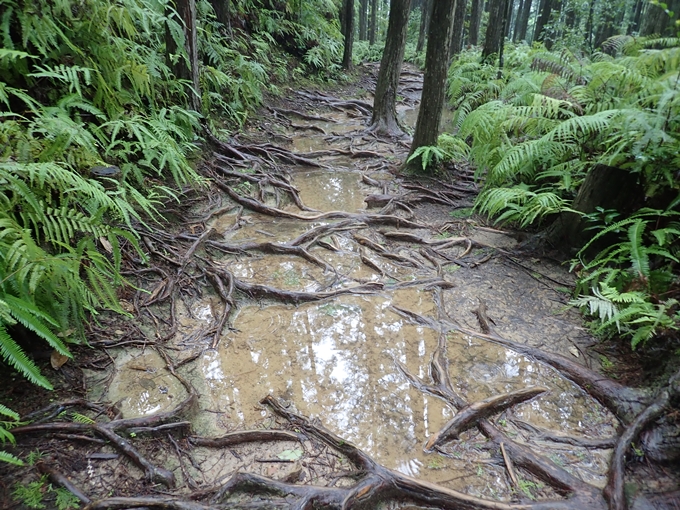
192;289;447;473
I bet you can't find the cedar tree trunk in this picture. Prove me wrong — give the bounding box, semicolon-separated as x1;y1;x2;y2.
342;0;355;68
468;0;484;45
176;0;201;112
450;0;468;58
369;0;412;135
369;0;378;44
416;0;432;51
482;0;508;60
406;0;457;171
360;0;369;40
515;0;532;41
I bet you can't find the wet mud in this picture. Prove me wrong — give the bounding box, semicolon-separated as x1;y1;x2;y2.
79;67;630;504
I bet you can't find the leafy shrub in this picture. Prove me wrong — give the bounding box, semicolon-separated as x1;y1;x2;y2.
443;39;680;345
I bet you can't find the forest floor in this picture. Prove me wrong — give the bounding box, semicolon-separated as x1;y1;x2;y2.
0;64;678;510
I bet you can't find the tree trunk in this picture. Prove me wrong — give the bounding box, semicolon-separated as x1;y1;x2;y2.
481;0;508;61
406;0;457;171
416;0;432;51
546;165;644;253
498;0;512;72
175;0;201;112
641;0;680;37
369;0;378;44
468;0;484;45
515;0;532;41
450;0;468;58
512;0;524;41
360;0;369;40
369;0;412;135
542;0;561;48
533;0;551;43
209;0;230;28
629;0;643;34
342;0;355;69
585;0;596;49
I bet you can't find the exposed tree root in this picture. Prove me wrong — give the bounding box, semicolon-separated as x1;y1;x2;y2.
423;387;549;449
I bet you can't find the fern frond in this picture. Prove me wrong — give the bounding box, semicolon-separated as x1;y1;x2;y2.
0;324;52;389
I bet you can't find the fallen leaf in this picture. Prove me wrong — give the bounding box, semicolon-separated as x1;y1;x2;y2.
51;350;69;370
569;346;579;358
277;448;303;461
99;236;113;253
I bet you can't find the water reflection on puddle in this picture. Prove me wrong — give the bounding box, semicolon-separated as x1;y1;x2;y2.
188;289;447;474
291;169;367;212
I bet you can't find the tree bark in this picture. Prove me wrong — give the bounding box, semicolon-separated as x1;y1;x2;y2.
342;0;355;69
585;0;596;49
209;0;230;28
629;0;643;34
533;0;550;42
481;0;508;61
369;0;412;135
369;0;378;44
515;0;532;41
450;0;468;58
406;0;457;171
416;0;432;52
641;0;680;37
512;0;524;41
359;0;369;40
545;165;644;253
468;0;484;45
175;0;201;112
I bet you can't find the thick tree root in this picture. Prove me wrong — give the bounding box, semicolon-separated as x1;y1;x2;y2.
424;387;549;449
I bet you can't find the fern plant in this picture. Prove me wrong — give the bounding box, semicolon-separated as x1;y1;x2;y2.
570;209;680;347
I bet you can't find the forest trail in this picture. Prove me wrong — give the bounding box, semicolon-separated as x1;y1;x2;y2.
5;65;676;509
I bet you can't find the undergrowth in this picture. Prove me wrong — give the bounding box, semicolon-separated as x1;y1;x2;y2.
439;40;680;347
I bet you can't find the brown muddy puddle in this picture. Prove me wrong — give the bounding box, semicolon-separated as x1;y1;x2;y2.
88;99;618;499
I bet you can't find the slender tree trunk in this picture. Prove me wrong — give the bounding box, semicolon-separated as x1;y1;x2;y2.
512;0;524;41
416;0;432;51
469;0;484;45
481;0;508;60
450;0;468;58
360;0;369;40
533;0;552;43
370;0;412;135
209;0;230;28
543;0;561;48
585;0;596;49
516;0;532;41
629;0;643;34
505;0;515;38
407;0;457;171
498;0;512;73
369;0;378;44
175;0;201;112
342;0;355;68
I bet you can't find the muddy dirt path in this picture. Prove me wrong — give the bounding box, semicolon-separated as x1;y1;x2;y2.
5;65;678;510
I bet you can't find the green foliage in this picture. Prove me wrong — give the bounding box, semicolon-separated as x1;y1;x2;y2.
444;40;680;346
570;209;680;348
406;134;467;172
12;474;80;509
13;476;48;509
0;404;23;466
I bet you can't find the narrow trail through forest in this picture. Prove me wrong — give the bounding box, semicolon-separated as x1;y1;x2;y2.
4;65;679;510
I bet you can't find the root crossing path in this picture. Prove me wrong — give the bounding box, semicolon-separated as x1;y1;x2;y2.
8;65;680;510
